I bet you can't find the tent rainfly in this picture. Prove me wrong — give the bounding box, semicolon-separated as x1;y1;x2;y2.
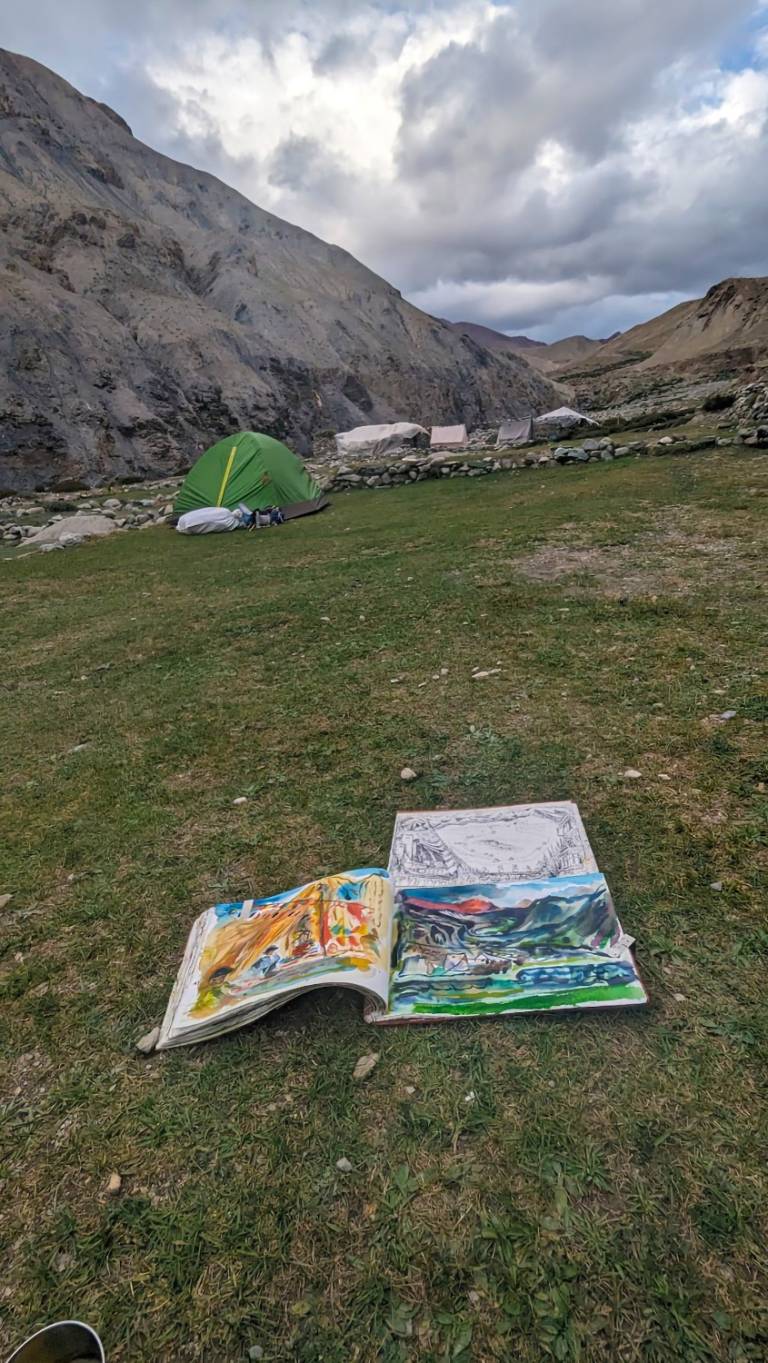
174;432;328;520
497;418;532;446
430;424;468;447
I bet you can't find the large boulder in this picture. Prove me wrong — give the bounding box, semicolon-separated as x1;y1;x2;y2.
27;513;117;545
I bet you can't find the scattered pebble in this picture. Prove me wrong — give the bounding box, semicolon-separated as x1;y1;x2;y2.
710;881;723;892
658;773;671;781
403;1085;416;1096
232;796;248;805
336;1157;353;1173
463;1090;476;1104
673;993;687;1003
70;742;89;753
320;616;331;623
352;1052;380;1082
0;893;12;910
135;1026;160;1055
107;1172;122;1196
472;668;501;679
389;676;403;683
719;710;737;721
400;767;418;782
622;768;642;779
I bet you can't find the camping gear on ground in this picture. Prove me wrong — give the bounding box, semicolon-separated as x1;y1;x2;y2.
430;424;468;448
497;418;533;446
251;507;285;528
174;432;328;520
5;1320;104;1363
156;801;647;1047
335;423;428;459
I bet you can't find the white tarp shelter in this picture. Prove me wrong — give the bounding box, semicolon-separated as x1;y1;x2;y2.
335;423;428;459
430;424;468;447
535;406;597;426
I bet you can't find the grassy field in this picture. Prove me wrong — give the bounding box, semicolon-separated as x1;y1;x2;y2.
2;449;767;1363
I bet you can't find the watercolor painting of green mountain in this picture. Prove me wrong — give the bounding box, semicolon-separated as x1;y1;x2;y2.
386;872;647;1020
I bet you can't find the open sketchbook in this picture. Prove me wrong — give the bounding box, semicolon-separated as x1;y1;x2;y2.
157;802;647;1048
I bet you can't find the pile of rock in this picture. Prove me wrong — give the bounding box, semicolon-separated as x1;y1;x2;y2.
311;432;339;461
464;427;499;450
1;476;183;549
732;383;768;445
733;382;768;423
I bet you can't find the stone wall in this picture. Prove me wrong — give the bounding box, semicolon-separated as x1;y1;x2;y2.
324;429;762;494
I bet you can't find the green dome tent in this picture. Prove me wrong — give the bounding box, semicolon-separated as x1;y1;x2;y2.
174;432;328;520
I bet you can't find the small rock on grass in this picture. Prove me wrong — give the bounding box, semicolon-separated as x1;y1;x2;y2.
719;710;737;721
622;768;642;779
232;796;248;805
0;894;12;910
352;1052;380;1081
107;1172;122;1196
710;881;723;892
400;767;418;782
135;1026;160;1055
336;1156;353;1173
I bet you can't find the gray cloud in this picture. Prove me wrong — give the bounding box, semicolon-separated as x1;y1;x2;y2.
313;32;367;75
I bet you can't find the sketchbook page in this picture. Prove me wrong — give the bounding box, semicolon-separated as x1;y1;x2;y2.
379;873;647;1023
387;802;597;891
157;868;393;1048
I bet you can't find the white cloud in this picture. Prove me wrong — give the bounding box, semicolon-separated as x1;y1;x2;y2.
3;0;768;337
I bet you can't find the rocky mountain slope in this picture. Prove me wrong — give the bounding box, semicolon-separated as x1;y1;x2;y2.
562;277;768;410
584;278;768;373
0;50;557;492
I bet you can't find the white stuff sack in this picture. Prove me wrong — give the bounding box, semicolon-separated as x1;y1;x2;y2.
176;507;243;534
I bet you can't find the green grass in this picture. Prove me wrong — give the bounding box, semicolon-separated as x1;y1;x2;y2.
1;449;767;1363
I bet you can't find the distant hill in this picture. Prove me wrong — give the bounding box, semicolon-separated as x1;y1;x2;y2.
0;49;557;492
445;320;613;373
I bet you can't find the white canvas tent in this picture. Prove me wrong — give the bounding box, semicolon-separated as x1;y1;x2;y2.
335;423;428;459
430;424;468;447
534;406;597;427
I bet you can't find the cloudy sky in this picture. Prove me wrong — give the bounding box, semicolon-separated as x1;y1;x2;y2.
4;0;768;339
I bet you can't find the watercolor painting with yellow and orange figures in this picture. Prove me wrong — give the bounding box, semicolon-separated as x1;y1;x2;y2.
191;869;391;1019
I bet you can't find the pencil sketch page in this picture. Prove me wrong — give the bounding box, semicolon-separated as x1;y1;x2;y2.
388;803;597;890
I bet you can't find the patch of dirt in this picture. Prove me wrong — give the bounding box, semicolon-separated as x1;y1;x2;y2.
514;514;762;597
